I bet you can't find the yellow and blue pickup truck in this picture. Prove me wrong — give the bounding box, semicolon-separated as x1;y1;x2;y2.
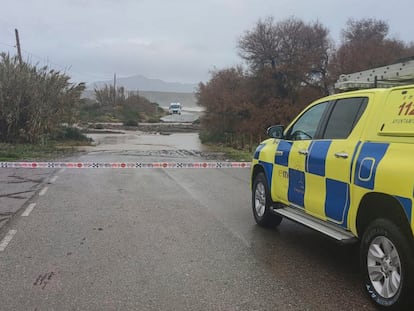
251;84;414;310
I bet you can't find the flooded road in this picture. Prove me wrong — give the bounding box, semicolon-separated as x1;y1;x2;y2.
160;111;201;123
84;131;205;152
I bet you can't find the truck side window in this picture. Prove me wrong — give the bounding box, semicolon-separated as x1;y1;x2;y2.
322;97;368;139
286;101;329;140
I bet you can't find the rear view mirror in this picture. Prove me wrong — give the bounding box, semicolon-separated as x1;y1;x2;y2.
267;125;284;139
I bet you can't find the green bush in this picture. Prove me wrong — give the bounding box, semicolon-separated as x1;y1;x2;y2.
52;127;91;142
0;142;67;161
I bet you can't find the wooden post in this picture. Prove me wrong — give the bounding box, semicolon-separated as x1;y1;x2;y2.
15;29;22;65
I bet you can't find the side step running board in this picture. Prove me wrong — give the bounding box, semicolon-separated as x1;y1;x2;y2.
273;206;357;243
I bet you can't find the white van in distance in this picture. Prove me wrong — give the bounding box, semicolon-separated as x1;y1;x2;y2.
169;102;182;115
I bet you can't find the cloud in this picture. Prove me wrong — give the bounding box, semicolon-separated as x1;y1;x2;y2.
1;0;413;84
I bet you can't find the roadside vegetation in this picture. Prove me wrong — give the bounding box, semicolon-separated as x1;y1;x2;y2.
0;53;91;160
203;143;253;162
197;17;414;154
0;53;85;144
81;85;165;125
0;124;93;161
0;53;165;160
0;142;78;161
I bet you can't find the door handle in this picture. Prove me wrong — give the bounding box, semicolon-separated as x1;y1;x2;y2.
334;152;349;159
298;149;308;156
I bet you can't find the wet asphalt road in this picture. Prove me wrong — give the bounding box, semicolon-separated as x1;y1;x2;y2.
0;132;376;311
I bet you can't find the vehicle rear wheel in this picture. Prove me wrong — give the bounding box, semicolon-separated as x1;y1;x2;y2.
252;172;282;227
360;219;414;310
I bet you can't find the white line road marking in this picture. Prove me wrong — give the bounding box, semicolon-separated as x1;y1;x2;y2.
49;175;58;183
22;203;36;217
39;187;48;196
0;230;17;251
58;168;65;174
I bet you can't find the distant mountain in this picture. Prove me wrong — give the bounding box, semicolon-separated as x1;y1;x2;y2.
88;75;198;93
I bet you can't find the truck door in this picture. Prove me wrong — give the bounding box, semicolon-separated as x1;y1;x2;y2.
304;97;367;225
273;101;330;208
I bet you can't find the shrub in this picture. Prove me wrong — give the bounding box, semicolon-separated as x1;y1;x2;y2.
52;127;91;142
0;53;85;143
199;130;225;144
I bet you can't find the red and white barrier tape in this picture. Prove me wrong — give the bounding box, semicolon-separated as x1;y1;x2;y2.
0;162;251;169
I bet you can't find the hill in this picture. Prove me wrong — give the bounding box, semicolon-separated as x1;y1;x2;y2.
88;75;198;93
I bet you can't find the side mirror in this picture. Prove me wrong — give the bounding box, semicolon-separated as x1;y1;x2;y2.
267;125;284;139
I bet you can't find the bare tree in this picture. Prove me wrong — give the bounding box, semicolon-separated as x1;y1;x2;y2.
332;18;413;76
198;16;414;148
238;17;332;100
197;67;251;141
238;17;280;71
342;18;388;43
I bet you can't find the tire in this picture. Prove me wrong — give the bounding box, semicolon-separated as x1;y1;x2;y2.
252;172;282;227
360;218;414;310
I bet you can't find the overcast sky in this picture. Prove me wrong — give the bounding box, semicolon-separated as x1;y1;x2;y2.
1;0;413;85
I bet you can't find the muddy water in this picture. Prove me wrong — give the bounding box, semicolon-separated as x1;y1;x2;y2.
160;110;202;123
83;131;205;152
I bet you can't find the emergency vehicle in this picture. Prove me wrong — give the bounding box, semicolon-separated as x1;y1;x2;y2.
251;58;414;309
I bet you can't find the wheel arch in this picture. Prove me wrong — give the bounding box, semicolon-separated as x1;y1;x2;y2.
251;164;266;188
356;192;413;240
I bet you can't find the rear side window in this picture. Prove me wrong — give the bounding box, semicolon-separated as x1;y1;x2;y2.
322;97;367;139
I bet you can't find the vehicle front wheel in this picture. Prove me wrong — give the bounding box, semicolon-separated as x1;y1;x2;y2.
252;172;282;227
360;219;414;310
